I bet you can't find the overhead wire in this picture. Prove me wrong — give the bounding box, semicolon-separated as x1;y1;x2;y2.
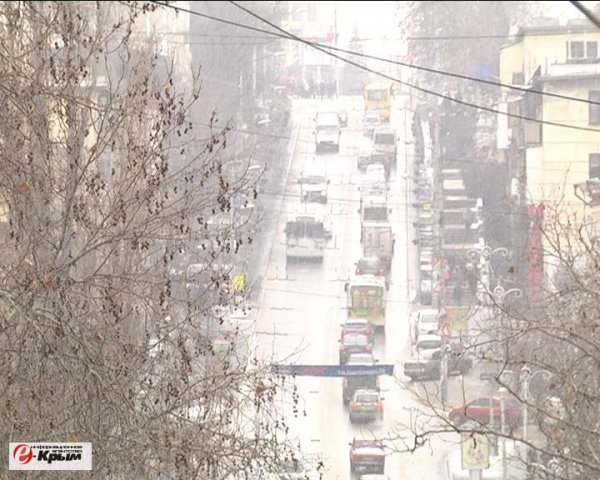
228;0;600;134
569;1;600;29
145;0;600;132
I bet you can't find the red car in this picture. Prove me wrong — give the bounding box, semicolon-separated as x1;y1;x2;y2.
349;438;385;475
448;396;523;428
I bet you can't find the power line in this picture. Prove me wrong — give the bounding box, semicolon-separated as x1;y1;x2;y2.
570;1;600;29
147;1;600;109
146;0;600;134
229;0;600;134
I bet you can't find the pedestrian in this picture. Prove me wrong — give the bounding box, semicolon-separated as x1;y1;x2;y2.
453;283;463;305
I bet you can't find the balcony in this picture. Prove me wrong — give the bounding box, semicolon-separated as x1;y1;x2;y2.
541;61;600;80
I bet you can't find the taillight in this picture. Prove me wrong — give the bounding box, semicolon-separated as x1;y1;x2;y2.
350;402;357;409
379;268;385;276
343;378;349;387
376;377;380;387
364;344;372;352
355;266;361;275
340;344;346;351
377;402;383;410
364;327;371;336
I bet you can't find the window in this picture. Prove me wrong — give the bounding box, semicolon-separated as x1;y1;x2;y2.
567;41;598;63
590;92;600;125
590;153;600;179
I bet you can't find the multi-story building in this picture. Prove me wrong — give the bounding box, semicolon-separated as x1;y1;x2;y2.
498;16;600;291
282;1;337;88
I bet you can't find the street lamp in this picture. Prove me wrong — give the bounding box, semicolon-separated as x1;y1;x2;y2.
520;365;531;441
498;387;508;480
492;284;522;303
574;178;600;206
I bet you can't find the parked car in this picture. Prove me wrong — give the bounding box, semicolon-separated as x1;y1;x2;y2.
349;389;384;423
403;345;473;381
339;333;373;364
349;438;385;475
448;396;524;427
414;334;442;355
341;317;375;344
411;308;440;344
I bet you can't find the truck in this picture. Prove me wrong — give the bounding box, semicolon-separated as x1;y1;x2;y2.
349;438;385;475
372;128;397;170
314;111;340;153
361;222;394;272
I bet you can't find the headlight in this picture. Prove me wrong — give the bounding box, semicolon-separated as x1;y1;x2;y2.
320;190;327;196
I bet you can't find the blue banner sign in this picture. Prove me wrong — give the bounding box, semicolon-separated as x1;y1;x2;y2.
270;364;394;377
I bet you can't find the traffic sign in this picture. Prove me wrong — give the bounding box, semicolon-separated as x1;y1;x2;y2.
270;364;394;377
461;432;490;470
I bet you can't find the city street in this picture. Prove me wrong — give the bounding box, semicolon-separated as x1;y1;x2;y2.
251;95;468;479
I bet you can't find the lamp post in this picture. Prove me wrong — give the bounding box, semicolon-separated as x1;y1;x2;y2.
467;241;510;302
498;387;507;480
492;285;522;303
520;365;531;441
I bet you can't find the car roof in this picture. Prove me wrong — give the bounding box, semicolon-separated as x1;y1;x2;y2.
348;275;386;287
354;389;379;396
344;317;370;324
346;353;375;365
358;256;382;264
417;334;442;342
342;332;369;341
417;308;439;316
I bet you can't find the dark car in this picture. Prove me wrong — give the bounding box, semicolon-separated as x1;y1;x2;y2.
339;333;372;364
448;396;523;428
341;318;375;343
343;353;380;404
356;256;390;289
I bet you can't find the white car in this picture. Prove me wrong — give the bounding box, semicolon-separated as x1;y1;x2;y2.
411;308;440;344
360;475;390;480
365;163;386;178
415;334;442;356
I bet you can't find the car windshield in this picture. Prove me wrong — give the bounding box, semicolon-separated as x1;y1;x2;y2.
345;320;369;329
304;175;326;185
374;133;396;145
358;259;381;271
356;393;379;403
418;339;442;349
363;207;388;221
364;115;380;125
420;312;438;324
317;125;337;134
343;334;368;346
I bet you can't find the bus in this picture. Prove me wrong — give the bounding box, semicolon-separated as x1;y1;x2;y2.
344;275;386;329
364;82;393;122
285;204;332;261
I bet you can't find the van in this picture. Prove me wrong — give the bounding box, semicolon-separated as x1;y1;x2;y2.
314;111;341;152
372;128;397;172
298;159;329;203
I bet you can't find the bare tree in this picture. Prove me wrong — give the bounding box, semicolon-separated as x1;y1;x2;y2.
385;199;600;479
0;2;305;478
